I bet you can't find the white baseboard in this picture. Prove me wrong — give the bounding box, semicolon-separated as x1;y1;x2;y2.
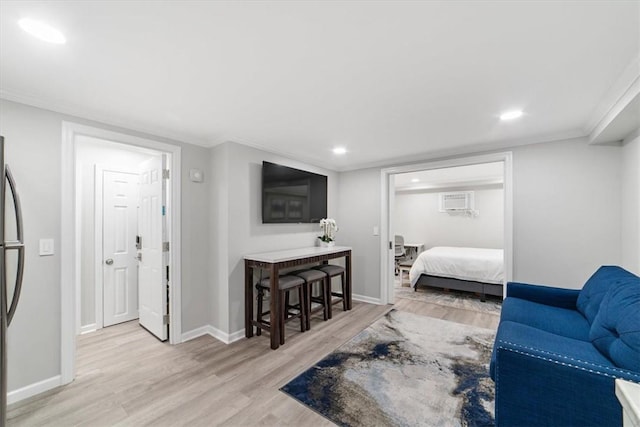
7;375;62;405
181;325;214;343
80;323;97;335
353;293;383;305
181;325;245;345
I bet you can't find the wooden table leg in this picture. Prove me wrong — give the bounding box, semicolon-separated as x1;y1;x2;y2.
244;261;254;338
346;251;352;310
269;265;280;349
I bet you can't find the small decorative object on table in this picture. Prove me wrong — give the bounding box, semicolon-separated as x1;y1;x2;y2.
318;218;338;247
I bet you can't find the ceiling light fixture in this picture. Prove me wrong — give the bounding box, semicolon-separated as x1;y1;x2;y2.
18;18;66;44
500;110;523;121
332;147;347;155
411;178;420;183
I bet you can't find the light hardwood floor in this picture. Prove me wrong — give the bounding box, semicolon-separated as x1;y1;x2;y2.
7;296;499;426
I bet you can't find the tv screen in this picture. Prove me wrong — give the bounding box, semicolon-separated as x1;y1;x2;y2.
262;161;327;223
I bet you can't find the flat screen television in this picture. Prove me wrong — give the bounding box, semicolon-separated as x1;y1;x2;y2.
262;161;327;223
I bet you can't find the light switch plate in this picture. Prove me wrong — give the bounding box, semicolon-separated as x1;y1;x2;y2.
373;226;379;236
39;238;54;256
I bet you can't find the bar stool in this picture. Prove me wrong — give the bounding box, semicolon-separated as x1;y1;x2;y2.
255;275;306;345
313;264;347;319
292;269;330;330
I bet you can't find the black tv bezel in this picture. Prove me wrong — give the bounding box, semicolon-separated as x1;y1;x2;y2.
261;161;327;224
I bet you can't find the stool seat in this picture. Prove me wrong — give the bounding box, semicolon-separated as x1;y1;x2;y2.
314;265;345;276
293;269;327;282
313;264;347;318
255;275;306;345
258;275;305;290
292;268;330;330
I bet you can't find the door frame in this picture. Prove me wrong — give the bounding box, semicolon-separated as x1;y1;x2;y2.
94;165;142;331
379;152;513;304
61;122;182;386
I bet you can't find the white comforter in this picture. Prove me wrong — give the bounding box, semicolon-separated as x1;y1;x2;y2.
409;246;504;286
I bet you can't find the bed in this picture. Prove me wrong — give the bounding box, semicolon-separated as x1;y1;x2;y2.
409;246;504;301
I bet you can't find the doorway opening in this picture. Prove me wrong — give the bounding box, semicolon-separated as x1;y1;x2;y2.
61;122;182;386
77;138;165;334
380;153;513;305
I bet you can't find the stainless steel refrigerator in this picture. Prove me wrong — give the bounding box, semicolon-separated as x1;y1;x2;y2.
0;135;25;425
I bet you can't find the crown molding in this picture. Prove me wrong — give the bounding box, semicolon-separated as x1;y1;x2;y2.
585;55;640;142
337;130;587;172
0;89;211;148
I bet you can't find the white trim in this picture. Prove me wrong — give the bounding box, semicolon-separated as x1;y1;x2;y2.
380;152;514;304
80;324;97;335
94;165;105;331
0;89;208;149
181;325;245;345
60;123;76;385
61;122;183;390
585;54;640;136
352;293;383;305
7;375;62;405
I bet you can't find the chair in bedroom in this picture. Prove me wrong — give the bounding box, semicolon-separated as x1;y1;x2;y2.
394;235;406;276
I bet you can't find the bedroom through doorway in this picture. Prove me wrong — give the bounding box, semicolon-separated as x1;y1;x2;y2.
380;153;513;307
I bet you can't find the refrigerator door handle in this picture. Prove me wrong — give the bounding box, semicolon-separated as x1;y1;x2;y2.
5;165;25;326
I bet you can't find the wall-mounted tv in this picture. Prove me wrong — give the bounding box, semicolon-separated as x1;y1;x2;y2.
262;161;327;223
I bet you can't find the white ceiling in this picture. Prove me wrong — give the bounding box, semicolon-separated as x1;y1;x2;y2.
1;1;639;171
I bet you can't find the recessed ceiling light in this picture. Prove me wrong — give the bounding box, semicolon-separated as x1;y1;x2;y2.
411;178;420;183
500;110;523;121
332;147;347;155
18;18;66;44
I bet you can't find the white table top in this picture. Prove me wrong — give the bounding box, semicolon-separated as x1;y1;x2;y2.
245;245;352;263
616;379;640;427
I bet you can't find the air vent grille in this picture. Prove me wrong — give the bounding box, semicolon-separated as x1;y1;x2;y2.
439;191;474;211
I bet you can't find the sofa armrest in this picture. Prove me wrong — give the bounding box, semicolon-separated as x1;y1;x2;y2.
506;281;580;309
494;340;640;426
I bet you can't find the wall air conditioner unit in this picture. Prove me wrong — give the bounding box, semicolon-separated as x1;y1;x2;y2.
439;191;474;212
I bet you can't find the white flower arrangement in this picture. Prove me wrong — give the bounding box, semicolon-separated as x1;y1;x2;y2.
318;218;338;242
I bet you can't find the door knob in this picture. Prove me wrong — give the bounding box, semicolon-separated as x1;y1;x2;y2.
105;258;114;265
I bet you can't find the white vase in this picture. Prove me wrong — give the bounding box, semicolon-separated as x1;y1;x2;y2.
319;240;335;248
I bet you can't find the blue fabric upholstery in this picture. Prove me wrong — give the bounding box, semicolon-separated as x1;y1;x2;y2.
507;281;580;309
500;297;590;341
491;265;640;426
577;265;638;323
590;280;640;371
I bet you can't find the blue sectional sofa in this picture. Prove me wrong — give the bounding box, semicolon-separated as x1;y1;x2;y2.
490;266;640;426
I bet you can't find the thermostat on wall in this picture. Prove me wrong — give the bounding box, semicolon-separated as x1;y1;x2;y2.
189;169;204;183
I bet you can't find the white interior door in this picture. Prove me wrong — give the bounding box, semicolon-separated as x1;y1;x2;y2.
103;170;139;327
138;155;168;341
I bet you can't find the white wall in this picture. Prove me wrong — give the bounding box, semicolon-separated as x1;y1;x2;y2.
338;137;625;298
209;142;340;336
621;131;640;274
512;139;621;286
337;167;382;299
0;99;211;393
394;186;504;249
77;137;155;330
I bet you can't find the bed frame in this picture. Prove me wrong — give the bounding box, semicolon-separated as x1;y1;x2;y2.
414;274;503;302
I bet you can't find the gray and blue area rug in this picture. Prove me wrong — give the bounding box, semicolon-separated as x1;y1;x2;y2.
281;310;496;427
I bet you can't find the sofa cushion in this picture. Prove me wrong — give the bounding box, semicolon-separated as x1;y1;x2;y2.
589;279;640;371
576;266;638;324
500;297;591;341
